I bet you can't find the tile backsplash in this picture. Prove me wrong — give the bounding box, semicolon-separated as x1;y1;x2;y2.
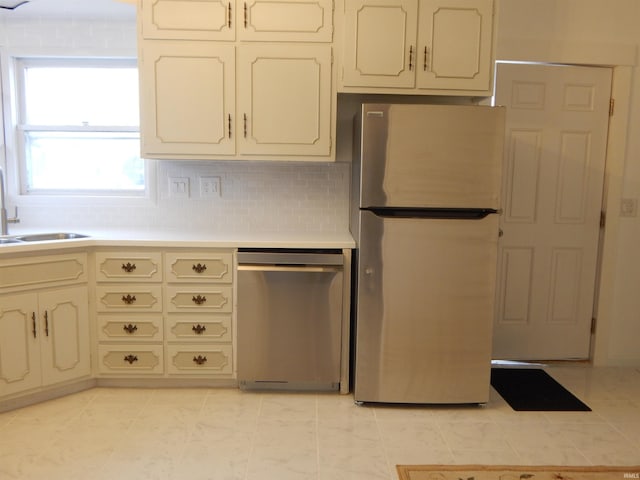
16;161;351;234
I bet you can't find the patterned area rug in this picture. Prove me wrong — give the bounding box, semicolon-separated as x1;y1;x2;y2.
396;465;640;480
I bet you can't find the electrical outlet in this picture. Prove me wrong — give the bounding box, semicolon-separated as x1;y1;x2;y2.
200;176;221;198
169;177;190;198
620;198;638;217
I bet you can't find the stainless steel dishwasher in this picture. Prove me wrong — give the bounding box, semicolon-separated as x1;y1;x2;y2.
237;248;344;391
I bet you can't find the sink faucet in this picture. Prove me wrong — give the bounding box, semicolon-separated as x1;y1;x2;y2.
0;167;20;235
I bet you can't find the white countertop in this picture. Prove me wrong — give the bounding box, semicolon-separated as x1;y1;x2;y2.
0;228;355;255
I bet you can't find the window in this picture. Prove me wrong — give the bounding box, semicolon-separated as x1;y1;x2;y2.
15;58;145;195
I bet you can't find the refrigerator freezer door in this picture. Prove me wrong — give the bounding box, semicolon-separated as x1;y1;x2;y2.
359;103;505;209
354;210;499;404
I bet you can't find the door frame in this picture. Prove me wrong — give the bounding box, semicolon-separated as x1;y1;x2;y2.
496;40;635;366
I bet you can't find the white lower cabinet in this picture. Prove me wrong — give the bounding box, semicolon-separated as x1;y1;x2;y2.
0;286;90;398
95;248;235;380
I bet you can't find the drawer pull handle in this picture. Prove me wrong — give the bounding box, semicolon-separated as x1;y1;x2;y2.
192;263;207;274
193;355;207;365
192;324;207;335
124;354;138;364
121;294;137;305
192;295;207;305
121;262;137;273
44;311;49;337
123;324;138;334
32;312;37;338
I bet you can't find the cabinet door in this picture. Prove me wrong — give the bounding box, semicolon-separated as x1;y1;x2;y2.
141;0;235;40
237;44;332;156
39;286;90;386
140;41;235;157
240;0;333;42
416;0;493;91
0;294;41;397
342;0;418;88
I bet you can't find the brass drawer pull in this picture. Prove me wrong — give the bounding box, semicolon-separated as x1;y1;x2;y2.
192;324;207;335
193;355;207;365
121;262;137;273
192;295;207;305
123;324;138;334
192;263;207;274
124;354;138;364
121;294;137;305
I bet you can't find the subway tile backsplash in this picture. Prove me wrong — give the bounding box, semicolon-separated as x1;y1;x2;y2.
17;161;351;234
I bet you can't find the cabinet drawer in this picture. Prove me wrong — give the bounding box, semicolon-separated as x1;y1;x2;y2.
97;344;164;375
96;286;162;312
165;286;232;313
97;315;163;342
95;252;162;282
166;314;232;342
0;254;87;290
165;252;233;283
166;344;232;375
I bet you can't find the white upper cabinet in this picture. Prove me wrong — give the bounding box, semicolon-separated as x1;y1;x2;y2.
140;41;235;157
237;44;333;156
339;0;495;95
240;0;334;42
138;0;335;160
141;0;333;42
141;0;235;40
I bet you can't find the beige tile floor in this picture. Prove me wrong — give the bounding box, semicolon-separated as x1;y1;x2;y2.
1;365;639;480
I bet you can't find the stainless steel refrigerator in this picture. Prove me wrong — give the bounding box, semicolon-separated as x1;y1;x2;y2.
351;103;505;404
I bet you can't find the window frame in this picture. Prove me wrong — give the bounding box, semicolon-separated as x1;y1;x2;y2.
9;55;155;200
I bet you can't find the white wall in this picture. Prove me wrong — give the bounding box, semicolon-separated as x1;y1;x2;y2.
497;0;640;366
0;15;350;235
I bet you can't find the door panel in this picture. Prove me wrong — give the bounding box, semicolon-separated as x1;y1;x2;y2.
493;63;612;360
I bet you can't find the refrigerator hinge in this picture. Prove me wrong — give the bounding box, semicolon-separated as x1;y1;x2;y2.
600;211;606;228
609;98;615;116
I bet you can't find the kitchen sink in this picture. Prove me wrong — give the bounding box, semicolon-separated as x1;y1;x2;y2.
15;232;89;242
0;237;23;244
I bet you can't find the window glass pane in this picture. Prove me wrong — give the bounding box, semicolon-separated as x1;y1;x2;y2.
25;132;144;191
24;66;139;126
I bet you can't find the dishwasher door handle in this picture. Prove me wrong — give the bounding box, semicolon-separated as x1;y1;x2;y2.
238;264;342;273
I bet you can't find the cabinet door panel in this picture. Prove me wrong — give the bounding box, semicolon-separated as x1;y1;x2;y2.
238;44;332;156
342;0;418;88
241;0;333;42
416;0;493;91
39;286;90;385
0;294;41;396
140;41;235;157
141;0;234;40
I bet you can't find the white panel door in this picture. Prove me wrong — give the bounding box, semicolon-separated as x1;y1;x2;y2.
341;0;418;88
493;63;612;360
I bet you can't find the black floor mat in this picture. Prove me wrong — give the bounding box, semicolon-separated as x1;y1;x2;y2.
490;368;591;411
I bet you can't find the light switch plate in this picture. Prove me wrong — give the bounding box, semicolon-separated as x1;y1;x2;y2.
620;198;638;217
169;177;190;198
200;176;221;198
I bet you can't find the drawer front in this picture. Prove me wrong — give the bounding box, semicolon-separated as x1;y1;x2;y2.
96;286;163;312
165;286;232;313
165;314;232;342
0;254;87;290
97;314;163;342
165;252;233;283
166;344;232;375
95;252;162;282
97;344;164;375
